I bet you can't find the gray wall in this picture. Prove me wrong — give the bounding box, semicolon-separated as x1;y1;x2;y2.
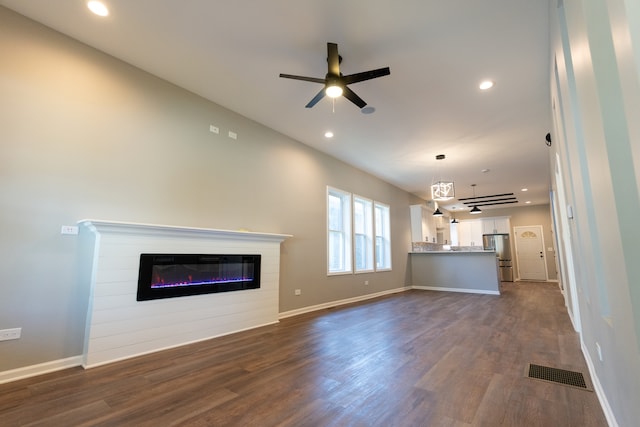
0;8;422;371
453;204;558;281
550;0;640;425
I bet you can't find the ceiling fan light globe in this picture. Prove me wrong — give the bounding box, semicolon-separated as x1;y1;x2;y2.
326;85;343;98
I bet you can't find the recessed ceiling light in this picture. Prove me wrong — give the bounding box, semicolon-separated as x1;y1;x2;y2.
324;131;334;138
521;188;528;192
87;1;109;16
479;80;494;90
525;201;532;204
481;168;490;173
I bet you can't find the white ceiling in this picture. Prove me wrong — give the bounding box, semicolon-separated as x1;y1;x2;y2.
1;0;553;212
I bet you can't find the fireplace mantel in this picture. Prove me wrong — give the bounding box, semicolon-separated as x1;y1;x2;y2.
78;219;291;368
79;219;292;242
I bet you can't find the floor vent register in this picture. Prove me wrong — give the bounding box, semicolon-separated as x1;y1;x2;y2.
525;363;593;391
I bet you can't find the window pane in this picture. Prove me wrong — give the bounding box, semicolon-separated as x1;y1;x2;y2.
354;196;373;272
328;194;343;231
355;234;366;270
374;202;391;270
327;187;351;274
354;201;365;234
329;231;344;272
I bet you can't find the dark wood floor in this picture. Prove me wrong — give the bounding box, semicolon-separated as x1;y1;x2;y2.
0;282;608;426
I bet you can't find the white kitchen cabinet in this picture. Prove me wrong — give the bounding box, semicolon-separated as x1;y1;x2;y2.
481;217;511;234
494;218;511;234
410;204;437;242
457;219;483;247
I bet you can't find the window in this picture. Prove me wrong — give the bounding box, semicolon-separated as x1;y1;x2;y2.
375;202;391;270
353;196;374;272
327;187;352;274
327;187;392;274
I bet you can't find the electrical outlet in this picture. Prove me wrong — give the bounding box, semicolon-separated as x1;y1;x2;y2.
228;131;237;140
0;328;21;341
364;280;369;285
209;125;219;134
61;225;79;235
294;289;301;296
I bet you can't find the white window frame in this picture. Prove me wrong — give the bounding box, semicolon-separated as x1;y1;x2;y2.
353;195;374;273
374;202;392;271
327;187;352;275
327;186;392;275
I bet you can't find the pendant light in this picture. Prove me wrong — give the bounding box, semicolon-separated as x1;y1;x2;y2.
470;184;482;214
433;207;443;217
431;154;455;201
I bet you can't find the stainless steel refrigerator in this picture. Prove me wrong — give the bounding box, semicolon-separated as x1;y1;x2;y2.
483;233;513;282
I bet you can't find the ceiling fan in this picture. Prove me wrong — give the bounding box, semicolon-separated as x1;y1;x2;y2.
279;42;390;109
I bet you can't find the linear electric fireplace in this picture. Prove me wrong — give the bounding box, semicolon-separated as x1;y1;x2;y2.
137;253;261;301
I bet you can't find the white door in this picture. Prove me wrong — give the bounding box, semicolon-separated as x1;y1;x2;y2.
514;226;548;281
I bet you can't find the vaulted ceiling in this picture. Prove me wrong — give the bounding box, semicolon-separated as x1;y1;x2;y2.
1;0;553;212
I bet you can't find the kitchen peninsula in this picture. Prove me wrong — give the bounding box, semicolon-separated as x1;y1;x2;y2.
410;249;500;295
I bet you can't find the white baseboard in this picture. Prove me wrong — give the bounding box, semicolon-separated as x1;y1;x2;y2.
580;340;618;427
412;285;500;295
279;286;411;319
0;356;82;384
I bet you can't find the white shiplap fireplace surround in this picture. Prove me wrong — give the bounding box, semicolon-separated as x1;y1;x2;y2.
79;220;291;368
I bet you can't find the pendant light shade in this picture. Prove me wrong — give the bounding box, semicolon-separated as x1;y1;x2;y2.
433;208;443;217
451;218;458;223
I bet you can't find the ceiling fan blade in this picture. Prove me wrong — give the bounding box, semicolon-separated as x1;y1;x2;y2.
342;86;367;109
305;88;326;108
342;67;391;85
279;73;326;84
327;43;340;76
